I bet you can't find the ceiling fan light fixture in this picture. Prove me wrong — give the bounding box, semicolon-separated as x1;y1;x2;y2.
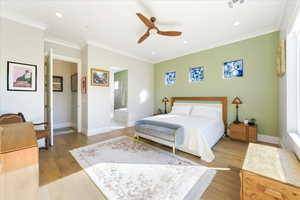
149;29;158;35
136;13;182;44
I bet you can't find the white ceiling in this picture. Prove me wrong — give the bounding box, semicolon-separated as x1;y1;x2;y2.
1;0;286;63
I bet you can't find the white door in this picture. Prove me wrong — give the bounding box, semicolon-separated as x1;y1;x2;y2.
47;49;54;146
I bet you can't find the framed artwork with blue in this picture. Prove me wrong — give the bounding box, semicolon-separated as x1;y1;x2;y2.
165;71;176;85
223;59;243;79
189;66;204;82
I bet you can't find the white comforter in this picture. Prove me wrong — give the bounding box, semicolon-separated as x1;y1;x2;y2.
143;114;224;162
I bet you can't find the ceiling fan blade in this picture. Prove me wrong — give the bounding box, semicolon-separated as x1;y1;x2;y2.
157;30;182;36
138;31;150;43
136;13;154;28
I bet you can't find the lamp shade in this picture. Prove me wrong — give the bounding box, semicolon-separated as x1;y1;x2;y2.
232;96;242;104
162;97;169;103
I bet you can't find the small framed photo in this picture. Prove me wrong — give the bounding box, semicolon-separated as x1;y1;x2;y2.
81;76;87;94
7;61;37;92
53;76;63;92
71;73;78;92
223;59;243;79
91;68;109;87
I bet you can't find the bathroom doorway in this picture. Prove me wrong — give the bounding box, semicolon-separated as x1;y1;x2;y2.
112;69;128;127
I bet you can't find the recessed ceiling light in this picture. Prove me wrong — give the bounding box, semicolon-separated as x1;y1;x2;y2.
234;21;240;26
183;40;188;44
55;12;63;18
151;51;156;55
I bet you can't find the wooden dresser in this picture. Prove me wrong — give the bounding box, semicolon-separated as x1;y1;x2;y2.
240;143;300;200
0;123;39;200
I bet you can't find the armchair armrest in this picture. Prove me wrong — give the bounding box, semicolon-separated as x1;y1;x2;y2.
33;122;48;129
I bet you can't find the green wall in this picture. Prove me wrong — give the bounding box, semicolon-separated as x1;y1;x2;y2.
154;32;279;136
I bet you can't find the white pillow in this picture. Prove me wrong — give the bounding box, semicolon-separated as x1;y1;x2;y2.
190;106;222;120
170;105;192;115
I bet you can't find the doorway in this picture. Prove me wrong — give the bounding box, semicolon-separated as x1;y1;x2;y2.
112;69;128;128
52;59;78;135
44;50;82;146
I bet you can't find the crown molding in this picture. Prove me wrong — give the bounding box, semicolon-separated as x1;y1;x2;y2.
154;27;279;64
0;13;47;30
86;41;154;64
44;37;81;50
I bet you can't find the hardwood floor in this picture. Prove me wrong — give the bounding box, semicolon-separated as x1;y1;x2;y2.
39;127;258;200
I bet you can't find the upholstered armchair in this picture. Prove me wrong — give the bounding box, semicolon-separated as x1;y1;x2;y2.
0;113;50;149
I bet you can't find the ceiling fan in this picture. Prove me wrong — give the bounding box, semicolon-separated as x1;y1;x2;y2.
136;13;182;44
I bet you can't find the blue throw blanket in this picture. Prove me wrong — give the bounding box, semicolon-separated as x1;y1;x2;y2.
135;120;184;147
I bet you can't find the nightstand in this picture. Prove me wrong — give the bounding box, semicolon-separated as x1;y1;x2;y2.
229;123;257;143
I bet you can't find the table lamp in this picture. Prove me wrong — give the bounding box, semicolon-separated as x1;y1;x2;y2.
162;97;169;114
232;96;242;124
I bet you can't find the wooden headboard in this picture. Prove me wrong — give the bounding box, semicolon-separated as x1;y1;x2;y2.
170;97;228;132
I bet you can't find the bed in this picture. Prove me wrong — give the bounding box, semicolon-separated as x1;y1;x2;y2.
135;97;227;162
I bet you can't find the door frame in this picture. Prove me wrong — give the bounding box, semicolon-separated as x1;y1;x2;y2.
51;54;82;133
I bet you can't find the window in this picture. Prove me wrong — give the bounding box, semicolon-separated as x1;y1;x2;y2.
114;81;119;90
297;34;300;136
295;32;300;136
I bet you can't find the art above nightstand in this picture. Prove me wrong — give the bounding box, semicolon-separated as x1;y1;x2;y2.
229;122;257;143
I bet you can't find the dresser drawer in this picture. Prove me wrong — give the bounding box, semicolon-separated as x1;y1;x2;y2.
248;126;257;142
230;124;246;132
230;130;247;141
241;171;300;200
230;123;247;141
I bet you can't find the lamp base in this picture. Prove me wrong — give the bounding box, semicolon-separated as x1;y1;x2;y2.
233;120;241;124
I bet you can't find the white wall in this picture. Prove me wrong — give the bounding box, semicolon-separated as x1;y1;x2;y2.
0;18;44;122
85;44;154;135
53;59;77;129
44;41;81;59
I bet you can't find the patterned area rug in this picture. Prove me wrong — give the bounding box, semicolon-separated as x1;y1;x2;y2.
70;136;215;200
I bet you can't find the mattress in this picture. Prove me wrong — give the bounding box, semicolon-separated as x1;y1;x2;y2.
140;114;224;162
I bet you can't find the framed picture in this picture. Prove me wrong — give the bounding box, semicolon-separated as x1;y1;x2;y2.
189;66;204;82
7;61;37;92
165;71;176;85
53;76;63;92
223;59;243;79
277;40;286;77
71;73;78;92
91;68;109;87
81;76;87;94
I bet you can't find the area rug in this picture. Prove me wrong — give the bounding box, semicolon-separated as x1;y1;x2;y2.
70;136;216;200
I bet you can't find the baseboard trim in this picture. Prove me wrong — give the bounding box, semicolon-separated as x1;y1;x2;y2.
127;121;136;127
54;122;75;129
87;127;112;136
87;125;127;136
257;134;280;144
